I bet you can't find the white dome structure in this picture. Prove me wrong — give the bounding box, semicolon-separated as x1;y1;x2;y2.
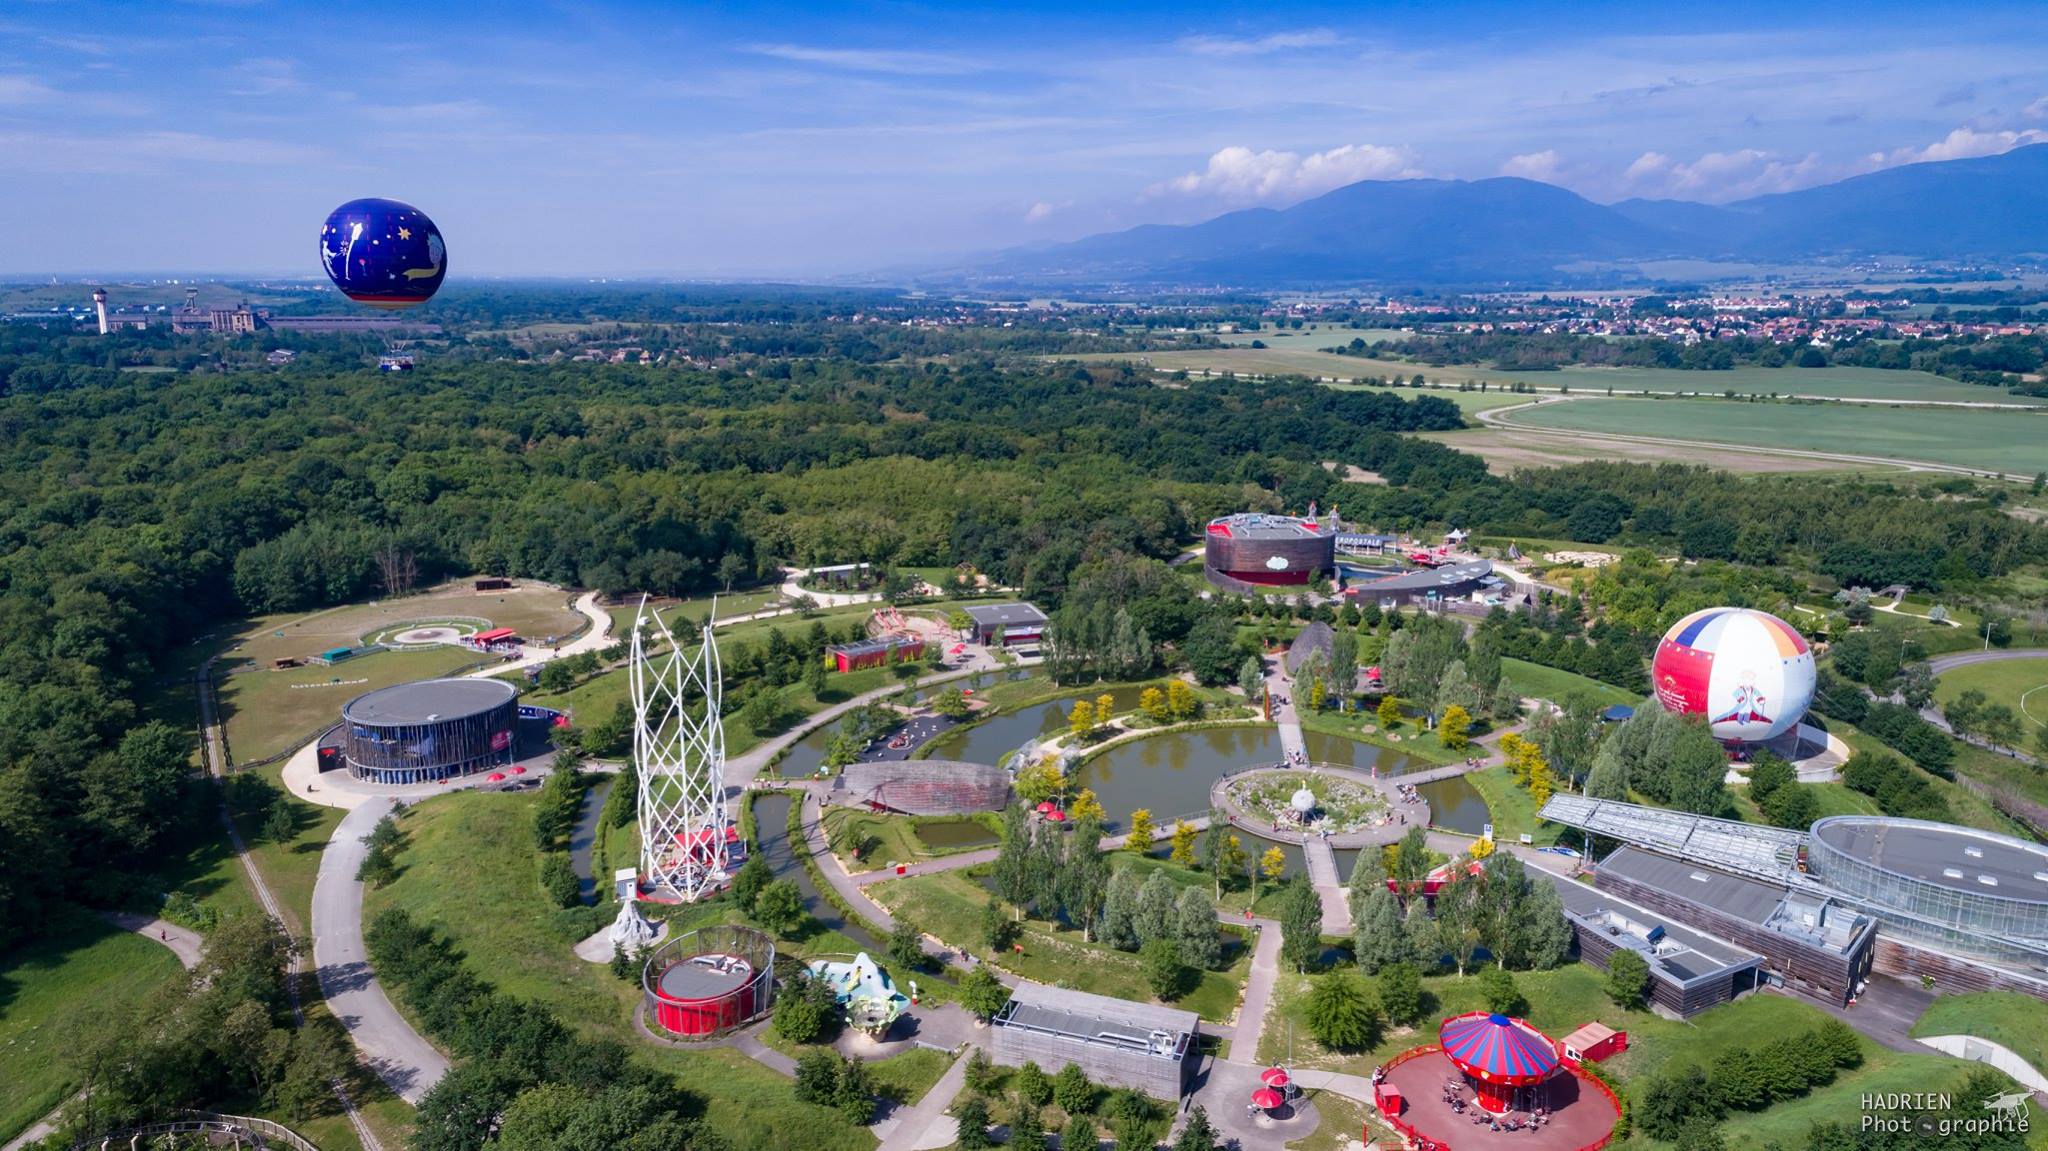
1290;786;1317;814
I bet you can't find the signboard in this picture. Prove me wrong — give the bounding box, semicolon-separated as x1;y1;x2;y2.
491;729;514;751
1481;823;1494;842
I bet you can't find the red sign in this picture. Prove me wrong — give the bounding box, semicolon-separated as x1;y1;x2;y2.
491;729;513;751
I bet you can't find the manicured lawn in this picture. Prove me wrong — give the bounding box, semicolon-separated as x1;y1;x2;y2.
1911;992;2048;1076
365;790;900;1151
868;868;1252;1025
0;916;188;1144
217;646;486;766
862;1047;954;1106
1716;1051;1988;1150
1936;658;2048;733
232;761;350;932
1500;658;1640;710
1464;765;1562;846
1297;709;1465;767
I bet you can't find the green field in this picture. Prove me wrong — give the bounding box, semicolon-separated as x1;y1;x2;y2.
1911;992;2048;1077
869;867;1253;1024
1500;658;1641;710
1501;396;2048;475
364;790;922;1151
0;917;188;1143
1083;345;2043;407
1936;658;2048;733
216;646;486;766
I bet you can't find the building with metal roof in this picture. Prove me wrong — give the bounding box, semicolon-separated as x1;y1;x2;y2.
1541;868;1764;1017
961;602;1048;646
990;981;1198;1100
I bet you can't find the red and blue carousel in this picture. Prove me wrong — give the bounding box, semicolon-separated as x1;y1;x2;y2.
1370;1012;1621;1150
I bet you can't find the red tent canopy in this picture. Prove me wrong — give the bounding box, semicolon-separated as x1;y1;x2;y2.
1036;801;1056;814
510;766;527;775
1261;1068;1291;1088
1046;810;1068;823
485;772;507;782
1250;1088;1283;1110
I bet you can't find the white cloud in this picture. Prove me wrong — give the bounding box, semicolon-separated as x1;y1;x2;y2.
1024;201;1058;223
1500;150;1561;182
2027;96;2048;119
1867;126;2048;168
1156;143;1422;204
0;75;57;104
742;43;980;75
222;57;304;97
1621;148;1824;200
1177;28;1341;57
0;129;326;174
359;99;493;122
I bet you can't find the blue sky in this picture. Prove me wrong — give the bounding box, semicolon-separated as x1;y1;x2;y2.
4;1;2048;276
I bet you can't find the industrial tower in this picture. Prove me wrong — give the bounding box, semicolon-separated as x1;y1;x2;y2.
630;596;730;902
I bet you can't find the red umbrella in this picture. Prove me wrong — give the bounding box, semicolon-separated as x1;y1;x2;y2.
1261;1068;1291;1088
510;766;527;775
1251;1088;1284;1110
1047;810;1068;823
486;772;507;782
1036;801;1056;814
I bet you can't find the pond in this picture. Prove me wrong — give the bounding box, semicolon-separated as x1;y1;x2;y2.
919;681;1160;769
776;669;1033;777
911;818;1000;852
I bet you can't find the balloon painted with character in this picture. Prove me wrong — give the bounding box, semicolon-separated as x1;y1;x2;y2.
1651;607;1816;744
319;198;446;309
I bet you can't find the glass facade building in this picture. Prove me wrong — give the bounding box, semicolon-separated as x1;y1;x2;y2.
1807;816;2048;961
340;678;519;785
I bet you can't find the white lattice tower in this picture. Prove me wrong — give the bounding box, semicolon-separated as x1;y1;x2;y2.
631;595;729;902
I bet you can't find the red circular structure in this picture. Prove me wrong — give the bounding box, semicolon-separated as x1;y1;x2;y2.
642;924;776;1039
1440;1012;1560;1113
1251;1088;1284;1110
1203;512;1337;588
1372;1022;1621;1151
1262;1068;1291;1089
1047;809;1068;823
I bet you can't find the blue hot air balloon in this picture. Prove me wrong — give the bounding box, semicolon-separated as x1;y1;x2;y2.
319;198;446;309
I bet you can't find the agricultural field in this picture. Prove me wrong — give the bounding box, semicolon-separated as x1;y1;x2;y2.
217;580;588;673
1496;396;2048;476
0;917;188;1144
1935;658;2048;735
1212;323;1412;348
1416;423;1890;476
215;645;487;766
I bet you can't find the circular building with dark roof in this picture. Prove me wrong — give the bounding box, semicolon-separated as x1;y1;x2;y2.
1806;815;2048;956
1203;512;1337;590
340;677;519;785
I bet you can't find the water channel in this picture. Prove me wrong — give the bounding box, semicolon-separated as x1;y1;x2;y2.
750;790;885;953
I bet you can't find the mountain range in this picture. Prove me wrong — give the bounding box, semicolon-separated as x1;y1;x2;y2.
950;144;2048;288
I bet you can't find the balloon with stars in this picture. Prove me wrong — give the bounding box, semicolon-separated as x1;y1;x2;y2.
319;198;447;310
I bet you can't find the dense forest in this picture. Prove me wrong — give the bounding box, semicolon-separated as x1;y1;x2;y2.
1;309;2044;953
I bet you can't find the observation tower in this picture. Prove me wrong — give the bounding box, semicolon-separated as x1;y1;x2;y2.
632;596;732;902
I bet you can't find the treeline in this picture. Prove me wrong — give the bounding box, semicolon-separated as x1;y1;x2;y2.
366;907;732;1151
1634;1019;1863;1142
1357;328;2048;394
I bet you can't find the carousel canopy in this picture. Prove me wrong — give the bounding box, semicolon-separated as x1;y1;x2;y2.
1439;1012;1560;1083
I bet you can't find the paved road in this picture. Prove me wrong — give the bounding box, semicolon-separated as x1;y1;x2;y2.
101;911;203;970
312;799;452;1103
1927;648;2048;675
